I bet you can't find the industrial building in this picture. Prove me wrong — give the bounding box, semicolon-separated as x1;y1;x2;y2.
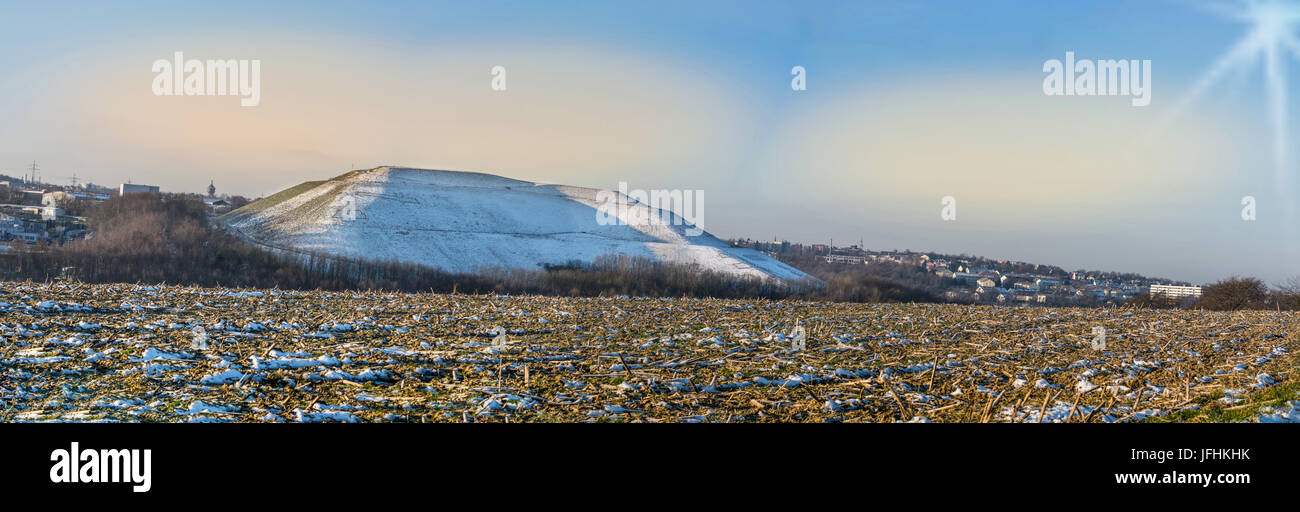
119;183;160;195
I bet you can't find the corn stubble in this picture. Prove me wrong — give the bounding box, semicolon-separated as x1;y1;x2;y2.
0;281;1294;423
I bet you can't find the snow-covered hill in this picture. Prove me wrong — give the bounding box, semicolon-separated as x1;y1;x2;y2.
222;167;810;281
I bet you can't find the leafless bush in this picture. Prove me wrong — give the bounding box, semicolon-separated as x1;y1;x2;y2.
1195;276;1270;311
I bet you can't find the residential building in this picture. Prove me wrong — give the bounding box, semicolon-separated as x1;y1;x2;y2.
203;197;231;213
1149;284;1202;299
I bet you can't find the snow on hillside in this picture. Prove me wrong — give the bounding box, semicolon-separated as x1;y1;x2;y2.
222;167;810;281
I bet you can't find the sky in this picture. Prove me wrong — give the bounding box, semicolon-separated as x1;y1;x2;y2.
0;0;1297;285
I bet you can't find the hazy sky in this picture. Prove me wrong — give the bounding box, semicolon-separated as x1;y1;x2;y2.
1;0;1297;284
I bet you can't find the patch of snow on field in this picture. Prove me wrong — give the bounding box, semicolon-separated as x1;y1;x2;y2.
250;355;339;370
1257;401;1300;423
199;369;245;385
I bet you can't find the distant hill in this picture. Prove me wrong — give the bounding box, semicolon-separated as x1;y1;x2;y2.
221;166;809;281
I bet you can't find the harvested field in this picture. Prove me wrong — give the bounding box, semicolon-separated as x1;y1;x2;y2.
1;281;1296;423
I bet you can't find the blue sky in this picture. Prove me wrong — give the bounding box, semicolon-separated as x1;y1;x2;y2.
0;0;1296;284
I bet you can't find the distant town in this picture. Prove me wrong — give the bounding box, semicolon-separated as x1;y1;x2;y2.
730;239;1203;307
0;163;249;247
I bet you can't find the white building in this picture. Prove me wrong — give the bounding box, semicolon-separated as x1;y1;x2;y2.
825;253;867;264
1149;284;1202;299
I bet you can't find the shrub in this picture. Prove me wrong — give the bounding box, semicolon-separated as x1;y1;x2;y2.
1196;277;1270;311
